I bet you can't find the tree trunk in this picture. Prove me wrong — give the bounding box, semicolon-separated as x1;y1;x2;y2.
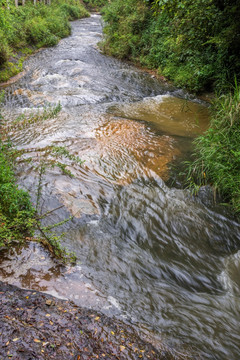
15;0;18;7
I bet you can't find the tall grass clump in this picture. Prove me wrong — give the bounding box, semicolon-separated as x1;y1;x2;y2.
186;82;240;212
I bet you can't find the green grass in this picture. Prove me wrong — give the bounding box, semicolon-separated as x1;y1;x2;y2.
186;82;240;212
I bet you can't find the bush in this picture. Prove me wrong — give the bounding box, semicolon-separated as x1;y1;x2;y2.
45;15;71;38
83;0;108;11
25;17;51;44
60;4;89;20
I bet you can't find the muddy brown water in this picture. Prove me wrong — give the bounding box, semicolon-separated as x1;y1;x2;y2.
1;15;240;359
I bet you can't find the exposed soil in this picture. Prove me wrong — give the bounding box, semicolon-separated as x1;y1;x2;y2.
0;281;187;360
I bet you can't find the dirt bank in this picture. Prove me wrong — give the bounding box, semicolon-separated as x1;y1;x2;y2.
0;281;189;360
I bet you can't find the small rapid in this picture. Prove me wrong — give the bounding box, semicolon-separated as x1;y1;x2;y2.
1;14;240;359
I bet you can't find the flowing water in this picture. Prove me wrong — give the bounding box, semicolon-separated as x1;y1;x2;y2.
1;15;240;359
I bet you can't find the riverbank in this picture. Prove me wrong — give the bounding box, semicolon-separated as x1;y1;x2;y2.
0;0;89;83
0;281;189;360
99;0;240;213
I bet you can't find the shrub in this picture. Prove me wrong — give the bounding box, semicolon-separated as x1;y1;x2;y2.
46;15;71;38
60;3;89;20
25;17;51;45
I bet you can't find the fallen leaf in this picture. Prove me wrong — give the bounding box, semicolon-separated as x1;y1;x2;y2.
120;346;125;351
26;296;29;299
94;316;100;321
13;338;20;342
42;342;49;347
45;314;51;317
6;341;9;346
111;331;115;335
34;339;41;343
49;321;54;325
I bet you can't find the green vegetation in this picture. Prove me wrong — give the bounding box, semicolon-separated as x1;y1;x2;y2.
186;82;240;212
0;0;89;82
0;141;35;246
83;0;108;11
0;100;80;262
101;0;240;93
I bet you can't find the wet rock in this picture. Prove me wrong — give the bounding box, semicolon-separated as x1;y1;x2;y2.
60;193;100;218
108;95;209;137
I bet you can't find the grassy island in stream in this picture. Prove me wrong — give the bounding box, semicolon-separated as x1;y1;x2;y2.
0;0;89;83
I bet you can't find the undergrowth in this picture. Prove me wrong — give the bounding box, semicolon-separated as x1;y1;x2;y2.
101;0;240;93
83;0;108;11
185;81;240;212
0;0;89;82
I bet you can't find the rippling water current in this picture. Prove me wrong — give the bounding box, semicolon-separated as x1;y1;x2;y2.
1;15;240;359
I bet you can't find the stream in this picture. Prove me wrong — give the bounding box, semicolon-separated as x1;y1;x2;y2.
1;14;240;359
